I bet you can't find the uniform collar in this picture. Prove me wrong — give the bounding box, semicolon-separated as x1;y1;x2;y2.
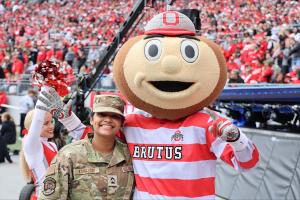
85;135;126;166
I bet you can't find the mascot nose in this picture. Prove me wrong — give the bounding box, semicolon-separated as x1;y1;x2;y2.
161;55;182;74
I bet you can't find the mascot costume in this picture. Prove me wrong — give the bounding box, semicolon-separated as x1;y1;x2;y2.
113;11;259;199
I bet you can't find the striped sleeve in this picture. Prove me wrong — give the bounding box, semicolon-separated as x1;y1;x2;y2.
210;132;259;170
229;132;259;169
60;112;87;140
203;110;259;170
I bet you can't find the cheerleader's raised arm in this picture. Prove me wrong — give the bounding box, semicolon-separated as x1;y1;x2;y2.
36;86;87;141
22;86;58;198
21;60;88;199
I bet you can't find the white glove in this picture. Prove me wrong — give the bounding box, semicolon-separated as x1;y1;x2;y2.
36;86;73;120
209;117;240;142
206;108;240;142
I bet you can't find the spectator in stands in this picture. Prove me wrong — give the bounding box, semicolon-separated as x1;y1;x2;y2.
37;46;46;64
79;63;91;75
11;56;24;80
281;38;292;75
0;65;5;79
292;70;300;84
0;112;14;164
1;56;13;79
243;66;257;84
0;0;299;84
271;66;284;83
28;42;39;64
87;43;101;64
268;34;279;54
0;133;12;163
19;89;37;136
24;61;36;74
289;37;300;71
259;60;273;83
0;89;7;114
0;112;17;146
74;46;87;73
284;72;293;83
64;46;75;67
228;70;244;84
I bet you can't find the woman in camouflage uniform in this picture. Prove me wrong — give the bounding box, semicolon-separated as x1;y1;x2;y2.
40;94;135;200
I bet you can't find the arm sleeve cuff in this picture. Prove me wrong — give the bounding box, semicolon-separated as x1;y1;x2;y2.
59;112;82;132
229;132;249;152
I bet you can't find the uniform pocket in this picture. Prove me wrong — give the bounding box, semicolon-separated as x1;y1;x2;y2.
71;167;103;199
107;165;135;198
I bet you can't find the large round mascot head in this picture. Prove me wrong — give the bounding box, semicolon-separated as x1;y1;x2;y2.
113;11;227;120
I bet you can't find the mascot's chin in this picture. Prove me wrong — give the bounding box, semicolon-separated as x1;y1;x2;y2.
113;11;227;120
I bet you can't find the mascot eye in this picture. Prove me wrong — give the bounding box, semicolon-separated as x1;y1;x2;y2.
145;39;162;61
180;40;199;63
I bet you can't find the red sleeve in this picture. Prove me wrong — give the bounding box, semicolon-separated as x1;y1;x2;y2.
236;145;260;169
116;130;127;143
220;142;259;170
220;144;235;168
80;126;93;139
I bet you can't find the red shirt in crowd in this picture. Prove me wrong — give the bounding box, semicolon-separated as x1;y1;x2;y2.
55;50;63;61
12;58;24;75
259;66;273;83
46;49;54;60
37;50;46;63
0;91;8;106
0;51;5;63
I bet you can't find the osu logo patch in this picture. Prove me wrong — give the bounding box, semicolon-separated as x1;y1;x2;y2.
171;130;183;142
43;177;56;196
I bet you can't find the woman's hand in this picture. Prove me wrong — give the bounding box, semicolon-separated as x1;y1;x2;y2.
36;86;73;120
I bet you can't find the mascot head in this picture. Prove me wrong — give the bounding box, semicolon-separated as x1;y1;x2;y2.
113;11;227;120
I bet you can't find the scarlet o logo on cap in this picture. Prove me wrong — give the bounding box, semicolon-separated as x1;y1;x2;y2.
162;12;179;26
144;11;196;36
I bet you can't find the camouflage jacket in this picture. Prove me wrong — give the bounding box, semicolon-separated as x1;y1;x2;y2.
40;136;134;200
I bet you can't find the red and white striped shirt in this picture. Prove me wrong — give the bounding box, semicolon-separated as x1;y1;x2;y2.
123;109;259;199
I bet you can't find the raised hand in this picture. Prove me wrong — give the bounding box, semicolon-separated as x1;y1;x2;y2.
206;108;240;142
36;86;74;120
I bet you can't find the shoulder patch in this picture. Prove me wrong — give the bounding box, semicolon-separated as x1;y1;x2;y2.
43;177;56;196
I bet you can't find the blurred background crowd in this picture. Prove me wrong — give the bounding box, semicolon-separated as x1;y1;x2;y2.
0;0;299;87
0;2;299;200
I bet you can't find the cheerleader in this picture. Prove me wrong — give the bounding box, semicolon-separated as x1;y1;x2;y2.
20;86;89;199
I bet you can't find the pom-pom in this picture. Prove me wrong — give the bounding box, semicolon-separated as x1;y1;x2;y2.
33;60;69;97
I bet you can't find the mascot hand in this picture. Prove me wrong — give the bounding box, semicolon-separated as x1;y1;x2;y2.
207;109;240;142
36;86;73;120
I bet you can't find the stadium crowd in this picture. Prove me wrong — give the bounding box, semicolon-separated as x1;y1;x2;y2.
0;0;299;85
